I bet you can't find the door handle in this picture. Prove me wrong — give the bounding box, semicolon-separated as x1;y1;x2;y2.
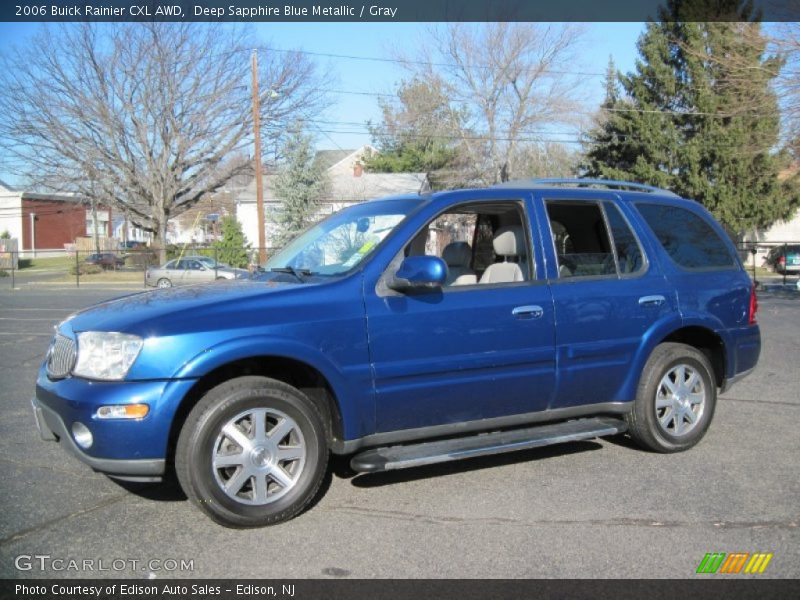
512;305;544;319
638;295;666;307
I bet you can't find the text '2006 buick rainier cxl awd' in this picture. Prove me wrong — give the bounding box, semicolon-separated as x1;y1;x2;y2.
32;179;760;527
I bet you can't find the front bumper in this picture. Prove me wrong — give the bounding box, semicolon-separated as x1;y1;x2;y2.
32;397;165;481
33;368;198;481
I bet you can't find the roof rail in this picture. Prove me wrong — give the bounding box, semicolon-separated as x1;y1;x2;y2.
497;178;680;198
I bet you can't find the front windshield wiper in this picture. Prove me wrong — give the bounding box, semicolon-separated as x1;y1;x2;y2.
269;266;312;282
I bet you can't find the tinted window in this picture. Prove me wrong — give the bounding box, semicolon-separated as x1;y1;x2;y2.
637;204;734;269
545;201;615;278
604;202;645;274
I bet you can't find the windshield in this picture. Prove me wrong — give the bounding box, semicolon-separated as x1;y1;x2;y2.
263;200;415;277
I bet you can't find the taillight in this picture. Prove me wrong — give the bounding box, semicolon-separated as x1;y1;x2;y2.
748;282;758;326
778;256;786;265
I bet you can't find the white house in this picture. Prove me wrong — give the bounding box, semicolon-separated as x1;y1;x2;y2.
235;146;430;250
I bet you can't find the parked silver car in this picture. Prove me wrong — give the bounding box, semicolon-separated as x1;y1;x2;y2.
145;257;249;288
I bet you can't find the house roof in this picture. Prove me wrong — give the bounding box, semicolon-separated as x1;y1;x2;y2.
312;149;354;172
237;145;429;205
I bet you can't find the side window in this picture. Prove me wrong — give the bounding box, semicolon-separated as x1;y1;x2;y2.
189;260;203;270
164;260;176;270
637;203;735;269
604;202;645;275
546;201;615;278
402;202;532;287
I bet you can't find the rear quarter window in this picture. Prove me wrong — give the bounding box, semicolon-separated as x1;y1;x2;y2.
636;203;735;270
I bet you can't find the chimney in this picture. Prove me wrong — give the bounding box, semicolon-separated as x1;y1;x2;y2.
353;161;363;177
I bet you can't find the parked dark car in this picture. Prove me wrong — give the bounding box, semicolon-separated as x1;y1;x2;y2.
84;252;124;269
32;179;760;528
765;244;800;274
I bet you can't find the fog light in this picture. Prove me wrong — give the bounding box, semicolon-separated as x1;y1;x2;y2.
96;404;149;419
71;422;93;449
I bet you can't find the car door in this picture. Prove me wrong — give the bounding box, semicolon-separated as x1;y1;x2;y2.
186;259;212;283
535;190;678;408
363;197;556;433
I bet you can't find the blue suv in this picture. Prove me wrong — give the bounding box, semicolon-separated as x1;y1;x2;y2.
32;179;761;527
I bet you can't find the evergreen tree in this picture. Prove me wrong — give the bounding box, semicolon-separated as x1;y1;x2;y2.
362;77;468;189
272;127;328;246
583;1;798;233
213;216;250;268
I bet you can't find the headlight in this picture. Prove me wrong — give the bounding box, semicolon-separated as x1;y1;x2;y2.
73;332;143;380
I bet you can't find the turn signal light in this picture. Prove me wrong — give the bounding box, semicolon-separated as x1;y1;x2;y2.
96;404;149;419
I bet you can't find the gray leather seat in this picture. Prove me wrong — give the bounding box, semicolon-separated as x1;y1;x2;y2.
442;242;477;286
480;226;526;284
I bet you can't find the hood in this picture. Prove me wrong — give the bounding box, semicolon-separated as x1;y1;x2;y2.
61;280;306;337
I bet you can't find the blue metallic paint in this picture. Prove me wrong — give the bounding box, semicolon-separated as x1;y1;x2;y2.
33;185;761;473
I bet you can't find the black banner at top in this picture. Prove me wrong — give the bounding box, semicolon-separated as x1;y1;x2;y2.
3;0;799;22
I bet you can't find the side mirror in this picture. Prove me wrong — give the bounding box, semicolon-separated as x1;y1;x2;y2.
387;255;447;291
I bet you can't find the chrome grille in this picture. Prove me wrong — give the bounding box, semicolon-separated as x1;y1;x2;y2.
46;334;76;379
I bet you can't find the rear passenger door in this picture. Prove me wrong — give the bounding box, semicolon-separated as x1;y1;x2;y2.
535;191;677;408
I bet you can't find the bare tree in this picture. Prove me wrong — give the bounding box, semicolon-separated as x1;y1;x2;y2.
0;23;327;260
771;21;800;156
399;23;585;184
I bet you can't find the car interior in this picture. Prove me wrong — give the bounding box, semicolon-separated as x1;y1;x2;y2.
404;202;531;285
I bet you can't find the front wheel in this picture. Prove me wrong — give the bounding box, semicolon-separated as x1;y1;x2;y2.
157;278;172;288
176;376;328;527
626;342;717;453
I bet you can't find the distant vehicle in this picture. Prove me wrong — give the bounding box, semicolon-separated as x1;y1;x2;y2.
119;240;146;250
765;244;800;274
144;257;248;288
85;253;124;269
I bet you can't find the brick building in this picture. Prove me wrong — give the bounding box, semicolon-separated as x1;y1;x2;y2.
0;180;112;253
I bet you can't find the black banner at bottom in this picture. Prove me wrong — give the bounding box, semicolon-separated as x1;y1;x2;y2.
2;579;799;600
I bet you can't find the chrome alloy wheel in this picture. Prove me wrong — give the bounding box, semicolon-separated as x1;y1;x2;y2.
212;408;307;505
655;364;707;437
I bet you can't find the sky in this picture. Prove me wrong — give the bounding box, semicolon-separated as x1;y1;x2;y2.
0;21;644;185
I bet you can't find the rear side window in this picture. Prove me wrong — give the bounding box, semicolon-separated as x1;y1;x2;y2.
636;203;735;269
604;202;645;275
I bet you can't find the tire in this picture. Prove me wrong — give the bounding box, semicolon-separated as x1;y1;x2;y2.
626;342;717;453
157;278;172;288
176;376;328;527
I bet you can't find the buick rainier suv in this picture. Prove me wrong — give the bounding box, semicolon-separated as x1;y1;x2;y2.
32;179;761;527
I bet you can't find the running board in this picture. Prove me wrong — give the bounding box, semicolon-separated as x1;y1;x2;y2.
350;417;627;473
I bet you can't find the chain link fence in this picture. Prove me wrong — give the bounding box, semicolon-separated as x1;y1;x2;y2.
0;245;279;289
3;241;798;289
736;241;800;287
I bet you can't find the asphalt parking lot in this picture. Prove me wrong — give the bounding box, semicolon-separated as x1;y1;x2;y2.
0;283;798;579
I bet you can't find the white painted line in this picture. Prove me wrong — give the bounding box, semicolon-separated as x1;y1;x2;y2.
0;332;52;336
0;318;59;321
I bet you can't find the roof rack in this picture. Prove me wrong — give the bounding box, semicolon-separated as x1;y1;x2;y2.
496;178;680;198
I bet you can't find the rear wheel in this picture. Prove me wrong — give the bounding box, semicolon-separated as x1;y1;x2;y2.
176;376;328;527
626;343;717;453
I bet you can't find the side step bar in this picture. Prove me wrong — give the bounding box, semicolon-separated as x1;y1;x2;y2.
350;417;627;473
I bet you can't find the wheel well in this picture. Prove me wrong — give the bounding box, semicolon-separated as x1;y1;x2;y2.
166;357;344;466
660;327;726;387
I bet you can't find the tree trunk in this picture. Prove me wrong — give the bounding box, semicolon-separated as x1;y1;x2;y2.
152;206;169;264
90;199;101;255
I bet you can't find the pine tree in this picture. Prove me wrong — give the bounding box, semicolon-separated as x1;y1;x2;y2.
583;1;798;233
272;128;328;246
362;77;468;189
213;216;249;268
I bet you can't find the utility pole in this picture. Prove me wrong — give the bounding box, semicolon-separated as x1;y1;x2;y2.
251;49;266;264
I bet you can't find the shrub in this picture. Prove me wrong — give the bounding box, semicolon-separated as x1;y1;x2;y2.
69;263;103;276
